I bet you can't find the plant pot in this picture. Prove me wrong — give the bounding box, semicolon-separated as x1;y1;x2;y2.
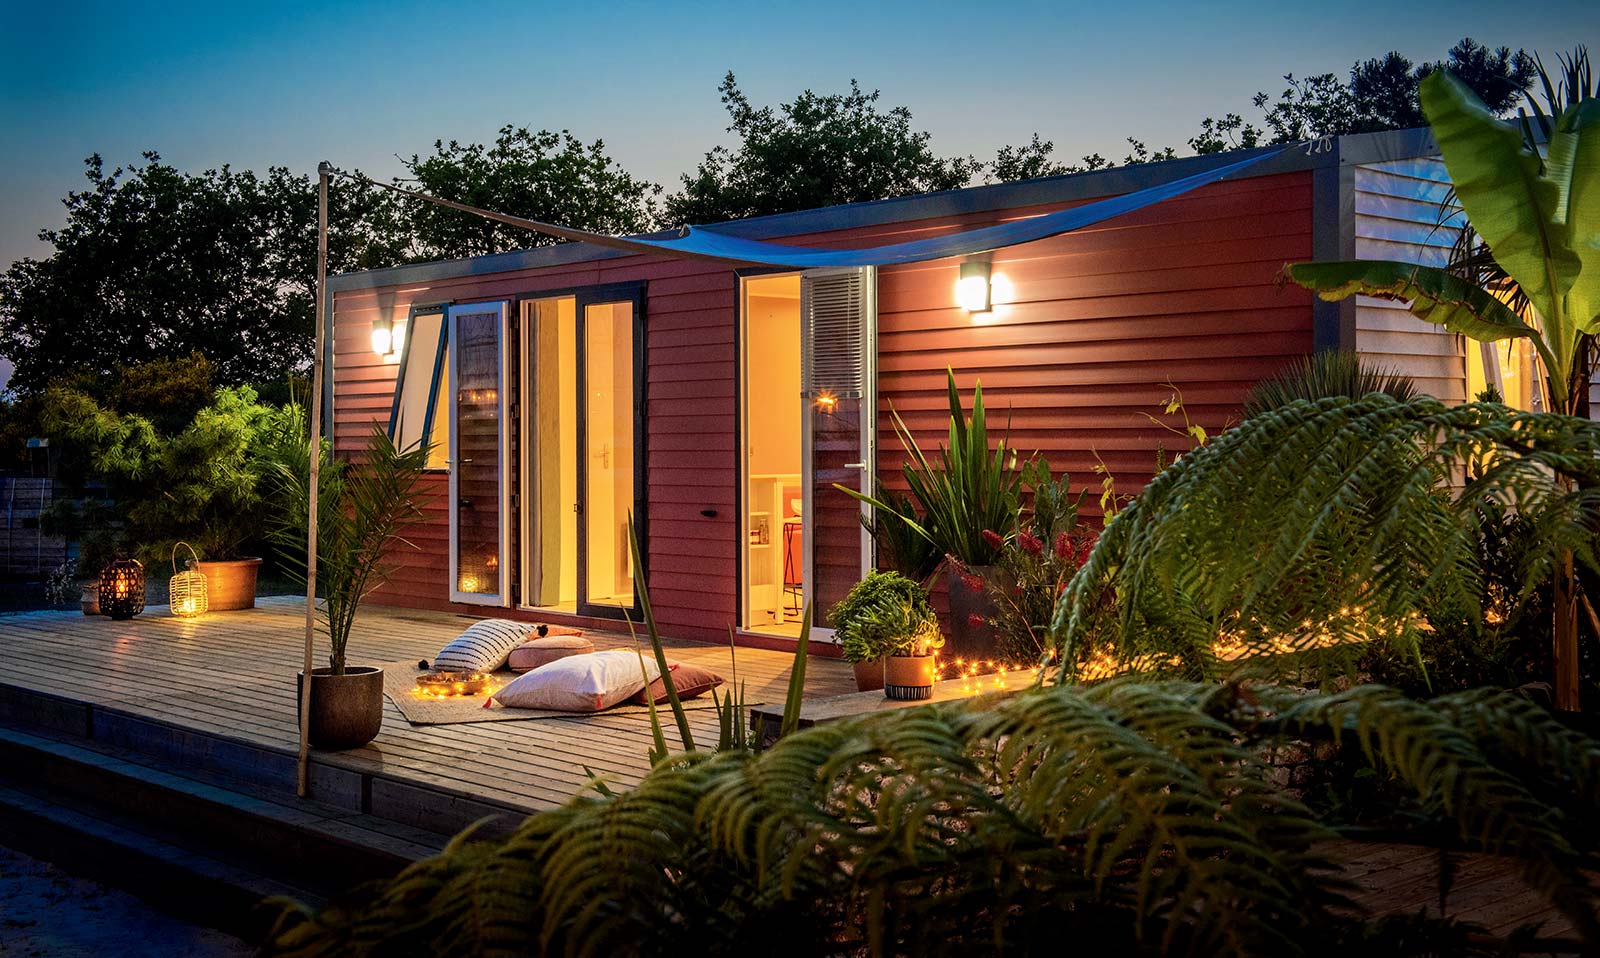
297;666;384;750
196;558;263;611
945;565;1002;662
852;658;885;693
884;654;937;701
80;582;100;616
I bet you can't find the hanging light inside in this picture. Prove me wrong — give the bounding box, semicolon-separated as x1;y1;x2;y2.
957;261;992;313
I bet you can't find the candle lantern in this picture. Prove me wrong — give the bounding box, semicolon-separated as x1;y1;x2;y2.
168;541;208;618
99;558;146;620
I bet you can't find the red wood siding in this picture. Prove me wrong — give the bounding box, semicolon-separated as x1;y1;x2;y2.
329;170;1314;640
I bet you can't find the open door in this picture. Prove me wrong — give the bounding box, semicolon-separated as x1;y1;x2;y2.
800;267;876;635
448;301;511;606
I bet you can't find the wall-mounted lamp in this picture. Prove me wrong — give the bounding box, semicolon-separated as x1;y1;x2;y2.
957;261;992;313
371;315;394;356
814;392;839;414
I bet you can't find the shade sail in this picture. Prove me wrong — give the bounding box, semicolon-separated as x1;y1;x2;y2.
357;147;1283;268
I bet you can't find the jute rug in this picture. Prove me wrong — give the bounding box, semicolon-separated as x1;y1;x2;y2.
382;661;724;726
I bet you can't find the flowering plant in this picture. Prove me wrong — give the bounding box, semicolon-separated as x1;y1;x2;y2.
954;459;1095;662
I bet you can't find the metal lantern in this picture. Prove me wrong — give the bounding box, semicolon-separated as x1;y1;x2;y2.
99;558;146;620
169;541;208;617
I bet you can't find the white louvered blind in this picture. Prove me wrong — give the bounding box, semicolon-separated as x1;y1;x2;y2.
801;267;873;399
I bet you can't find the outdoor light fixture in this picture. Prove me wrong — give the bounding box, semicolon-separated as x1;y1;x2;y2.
814;392;839;414
169;542;208;618
99;558;146;620
957;261;992;313
371;315;394;355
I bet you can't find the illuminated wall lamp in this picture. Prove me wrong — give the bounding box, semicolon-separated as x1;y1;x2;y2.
957;261;992;313
371;315;394;356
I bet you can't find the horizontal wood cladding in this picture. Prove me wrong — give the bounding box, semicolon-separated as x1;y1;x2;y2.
875;171;1315;515
1351;158;1466;403
331;169;1318;636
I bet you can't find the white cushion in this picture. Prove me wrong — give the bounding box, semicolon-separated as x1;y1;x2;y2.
490;650;661;712
433;619;535;673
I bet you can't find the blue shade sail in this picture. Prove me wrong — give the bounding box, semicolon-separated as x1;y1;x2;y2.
368;148;1283;267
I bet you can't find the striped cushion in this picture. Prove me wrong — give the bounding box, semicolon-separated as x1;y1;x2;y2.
433;619;535;673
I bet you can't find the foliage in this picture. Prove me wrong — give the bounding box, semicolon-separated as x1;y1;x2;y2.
1050;395;1600;696
1243;351;1417;418
39;379;285;565
962;459;1095;663
860;480;940;584
842;368;1024;568
264;415;429;674
1191;39;1536;151
664;73;981;225
1286;69;1599;418
0;153;407;394
829;570;942;663
400;126;659;259
988;134;1178;183
265;678;1600;957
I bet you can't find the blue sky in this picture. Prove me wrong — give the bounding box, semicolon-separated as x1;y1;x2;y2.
1;0;1594;275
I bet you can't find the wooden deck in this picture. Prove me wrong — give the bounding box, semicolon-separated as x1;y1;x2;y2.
0;598;854;827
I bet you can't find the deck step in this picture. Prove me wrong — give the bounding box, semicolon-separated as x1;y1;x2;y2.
0;726;447;941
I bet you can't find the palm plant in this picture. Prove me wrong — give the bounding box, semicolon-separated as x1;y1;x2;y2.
266;418;430;674
1049;394;1600;695
843;367;1024;568
265;678;1600;957
1284;65;1599;708
1243;351;1416;418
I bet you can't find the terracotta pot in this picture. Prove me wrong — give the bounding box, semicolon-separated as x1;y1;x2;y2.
297;666;384;750
80;582;100;616
852;658;885;693
196;558;262;611
884;654;937;701
945;565;1003;662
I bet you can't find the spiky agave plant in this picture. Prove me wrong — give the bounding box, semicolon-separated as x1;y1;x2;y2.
264;678;1600;957
1049;394;1600;690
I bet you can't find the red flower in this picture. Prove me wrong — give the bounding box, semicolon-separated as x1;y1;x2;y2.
981;529;1004;551
1019;531;1043;556
1054;532;1072;561
967;613;986;628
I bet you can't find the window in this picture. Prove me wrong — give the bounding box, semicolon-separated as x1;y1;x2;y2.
390;307;450;470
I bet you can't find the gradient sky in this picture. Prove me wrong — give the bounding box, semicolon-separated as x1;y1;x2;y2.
1;0;1594;276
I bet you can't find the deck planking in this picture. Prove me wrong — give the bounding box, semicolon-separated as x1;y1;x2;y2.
0;598;855;815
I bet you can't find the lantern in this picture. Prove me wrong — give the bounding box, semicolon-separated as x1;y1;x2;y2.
99;558;146;620
169;541;208;617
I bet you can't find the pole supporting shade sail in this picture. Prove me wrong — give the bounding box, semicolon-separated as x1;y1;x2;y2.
350;147;1283;269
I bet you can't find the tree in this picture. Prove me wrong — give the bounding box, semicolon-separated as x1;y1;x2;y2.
400;126;659;259
0;153;407;394
988;134;1176;183
664;74;982;225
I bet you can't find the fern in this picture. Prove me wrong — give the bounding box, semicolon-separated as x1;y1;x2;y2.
263;679;1600;957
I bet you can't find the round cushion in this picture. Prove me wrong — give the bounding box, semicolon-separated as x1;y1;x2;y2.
507;635;595;672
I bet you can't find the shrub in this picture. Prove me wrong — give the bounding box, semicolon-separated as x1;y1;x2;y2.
830;570;942;663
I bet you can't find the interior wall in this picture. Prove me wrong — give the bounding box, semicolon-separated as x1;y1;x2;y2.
744;292;802;478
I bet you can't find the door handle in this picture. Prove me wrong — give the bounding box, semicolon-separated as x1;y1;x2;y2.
843;461;868;469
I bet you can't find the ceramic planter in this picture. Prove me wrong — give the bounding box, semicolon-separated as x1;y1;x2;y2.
852;658;885;693
298;666;384;750
196;557;263;611
884;654;937;701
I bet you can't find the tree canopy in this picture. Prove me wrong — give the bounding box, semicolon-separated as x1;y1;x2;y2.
662;73;981;225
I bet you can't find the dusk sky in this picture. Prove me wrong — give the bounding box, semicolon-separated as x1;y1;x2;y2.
2;0;1594;274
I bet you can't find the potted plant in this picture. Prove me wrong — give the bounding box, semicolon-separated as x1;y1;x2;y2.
267;413;430;750
840;368;1024;660
831;571;944;699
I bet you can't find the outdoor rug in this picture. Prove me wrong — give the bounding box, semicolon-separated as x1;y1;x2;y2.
382;661;725;726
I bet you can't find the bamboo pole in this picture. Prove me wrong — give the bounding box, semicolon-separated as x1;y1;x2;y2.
297;162;330;797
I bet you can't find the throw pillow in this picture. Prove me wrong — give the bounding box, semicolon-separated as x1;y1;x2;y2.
507;635;596;672
629;662;726;705
433;619;535;673
491;650;660;712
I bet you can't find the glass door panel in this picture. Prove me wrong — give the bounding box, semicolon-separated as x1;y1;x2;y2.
581;300;636;609
520;297;579;609
806;397;870;628
449;302;508;605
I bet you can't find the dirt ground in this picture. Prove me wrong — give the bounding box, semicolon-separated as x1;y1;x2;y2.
0;846;253;957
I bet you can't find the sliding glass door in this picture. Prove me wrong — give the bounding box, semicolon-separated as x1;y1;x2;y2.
519;284;645;618
448;301;510;605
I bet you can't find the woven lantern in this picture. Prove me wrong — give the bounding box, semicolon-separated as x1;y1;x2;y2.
99;558;146;620
169;542;208;617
